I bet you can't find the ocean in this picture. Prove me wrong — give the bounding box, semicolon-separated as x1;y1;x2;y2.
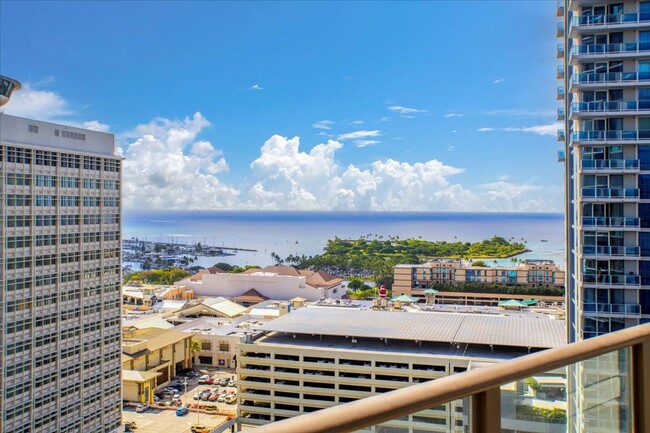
123;211;566;269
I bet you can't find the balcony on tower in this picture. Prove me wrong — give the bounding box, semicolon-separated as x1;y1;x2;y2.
557;43;565;59
557;65;565;79
557;21;565;37
572;130;650;144
570;11;650;34
580;159;640;173
582;302;642;316
581;216;639;229
571;71;650;88
558;150;566;162
557;107;565;120
556;0;564;17
581;245;641;259
557;86;565;100
582;273;640;288
570;42;650;63
580;187;640;201
571;100;650;116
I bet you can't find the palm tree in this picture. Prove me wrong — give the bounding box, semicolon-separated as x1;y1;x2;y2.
189;338;202;367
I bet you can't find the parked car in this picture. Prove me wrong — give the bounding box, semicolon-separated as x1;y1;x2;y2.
191;425;209;433
198;375;210;384
204;378;215;385
217;395;226;403
171;398;182;406
193;392;202;400
200;392;211;401
208;392;220;402
227;379;236;387
124;421;137;432
176;407;189;416
135;404;149;413
225;395;236;404
218;378;228;386
173;394;181;399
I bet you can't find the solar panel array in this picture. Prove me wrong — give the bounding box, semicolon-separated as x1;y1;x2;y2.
259;307;566;349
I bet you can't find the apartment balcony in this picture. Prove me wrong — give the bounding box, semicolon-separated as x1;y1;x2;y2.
557;64;564;79
581;245;640;258
557;43;565;59
571;71;650;88
580;187;640;201
557;150;565;162
570;43;650;65
557;107;565;120
572;130;650;144
581;216;639;229
557;86;564;100
580;159;640;173
582;273;640;287
570;12;650;33
251;324;650;433
557;129;565;141
556;0;563;18
583;302;642;316
557;21;564;37
571;100;650;116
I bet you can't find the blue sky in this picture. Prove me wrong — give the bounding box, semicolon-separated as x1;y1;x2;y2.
1;1;562;212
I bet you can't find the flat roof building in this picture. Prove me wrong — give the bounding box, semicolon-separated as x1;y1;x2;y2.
236;307;566;432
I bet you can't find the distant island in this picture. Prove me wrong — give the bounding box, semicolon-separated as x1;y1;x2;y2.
273;235;529;284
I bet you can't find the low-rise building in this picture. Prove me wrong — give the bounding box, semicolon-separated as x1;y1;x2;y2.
122;284;194;310
394;259;566;297
179;266;344;301
236;306;566;432
121;327;193;403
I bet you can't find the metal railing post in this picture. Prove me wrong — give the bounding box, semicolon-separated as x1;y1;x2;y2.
470;387;500;433
632;341;650;433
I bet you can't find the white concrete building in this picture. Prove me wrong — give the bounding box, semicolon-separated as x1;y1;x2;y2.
1;112;122;433
180;266;344;302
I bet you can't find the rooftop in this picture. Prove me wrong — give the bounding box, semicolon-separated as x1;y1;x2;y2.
258;307;566;349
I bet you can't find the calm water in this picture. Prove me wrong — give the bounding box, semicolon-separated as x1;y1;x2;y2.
123;211;565;268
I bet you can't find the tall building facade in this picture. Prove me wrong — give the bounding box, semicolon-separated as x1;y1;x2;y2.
559;5;646;433
559;0;650;344
0;113;122;433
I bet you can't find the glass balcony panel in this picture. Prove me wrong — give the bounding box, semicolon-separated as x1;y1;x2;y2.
581;217;639;228
581;159;638;170
501;349;632;433
582;274;640;285
367;397;467;433
581;188;639;199
573;130;650;141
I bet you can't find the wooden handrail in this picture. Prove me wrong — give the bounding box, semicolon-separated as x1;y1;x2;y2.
250;323;650;433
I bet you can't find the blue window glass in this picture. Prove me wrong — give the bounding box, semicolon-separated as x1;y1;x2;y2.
641;233;650;257
639;260;650;285
641;204;650;228
640;289;650;314
640;174;650;199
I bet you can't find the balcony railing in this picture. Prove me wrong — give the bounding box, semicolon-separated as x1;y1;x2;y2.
580;159;639;170
581;245;640;257
572;71;650;85
582;273;640;286
571;12;650;27
557;65;564;79
581;187;639;199
251;323;650;433
571;42;650;56
583;302;642;315
557;129;565;141
572;130;650;141
581;216;639;228
572;100;650;113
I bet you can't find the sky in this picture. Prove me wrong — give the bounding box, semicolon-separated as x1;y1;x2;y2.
0;1;562;212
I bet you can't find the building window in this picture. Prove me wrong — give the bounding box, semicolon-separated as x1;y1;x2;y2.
219;342;229;352
201;342;212;351
28;124;39;133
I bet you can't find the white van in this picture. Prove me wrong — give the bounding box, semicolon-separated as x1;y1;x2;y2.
197;374;210;384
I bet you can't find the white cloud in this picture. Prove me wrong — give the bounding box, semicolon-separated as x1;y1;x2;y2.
249;84;264;91
312;120;334;129
478;123;561;137
444;113;464;118
350;120;365;126
493;78;506;84
337;130;381;141
379;116;390;122
2;83;72;119
3;82;110;132
355;140;379;148
121;112;239;209
387;105;427;115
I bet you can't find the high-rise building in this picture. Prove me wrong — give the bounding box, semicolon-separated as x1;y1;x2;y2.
559;5;648;433
1;106;122;432
559;0;650;344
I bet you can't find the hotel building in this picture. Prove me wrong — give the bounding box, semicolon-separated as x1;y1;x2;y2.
559;0;650;342
236;307;566;432
0;112;122;432
393;259;565;298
